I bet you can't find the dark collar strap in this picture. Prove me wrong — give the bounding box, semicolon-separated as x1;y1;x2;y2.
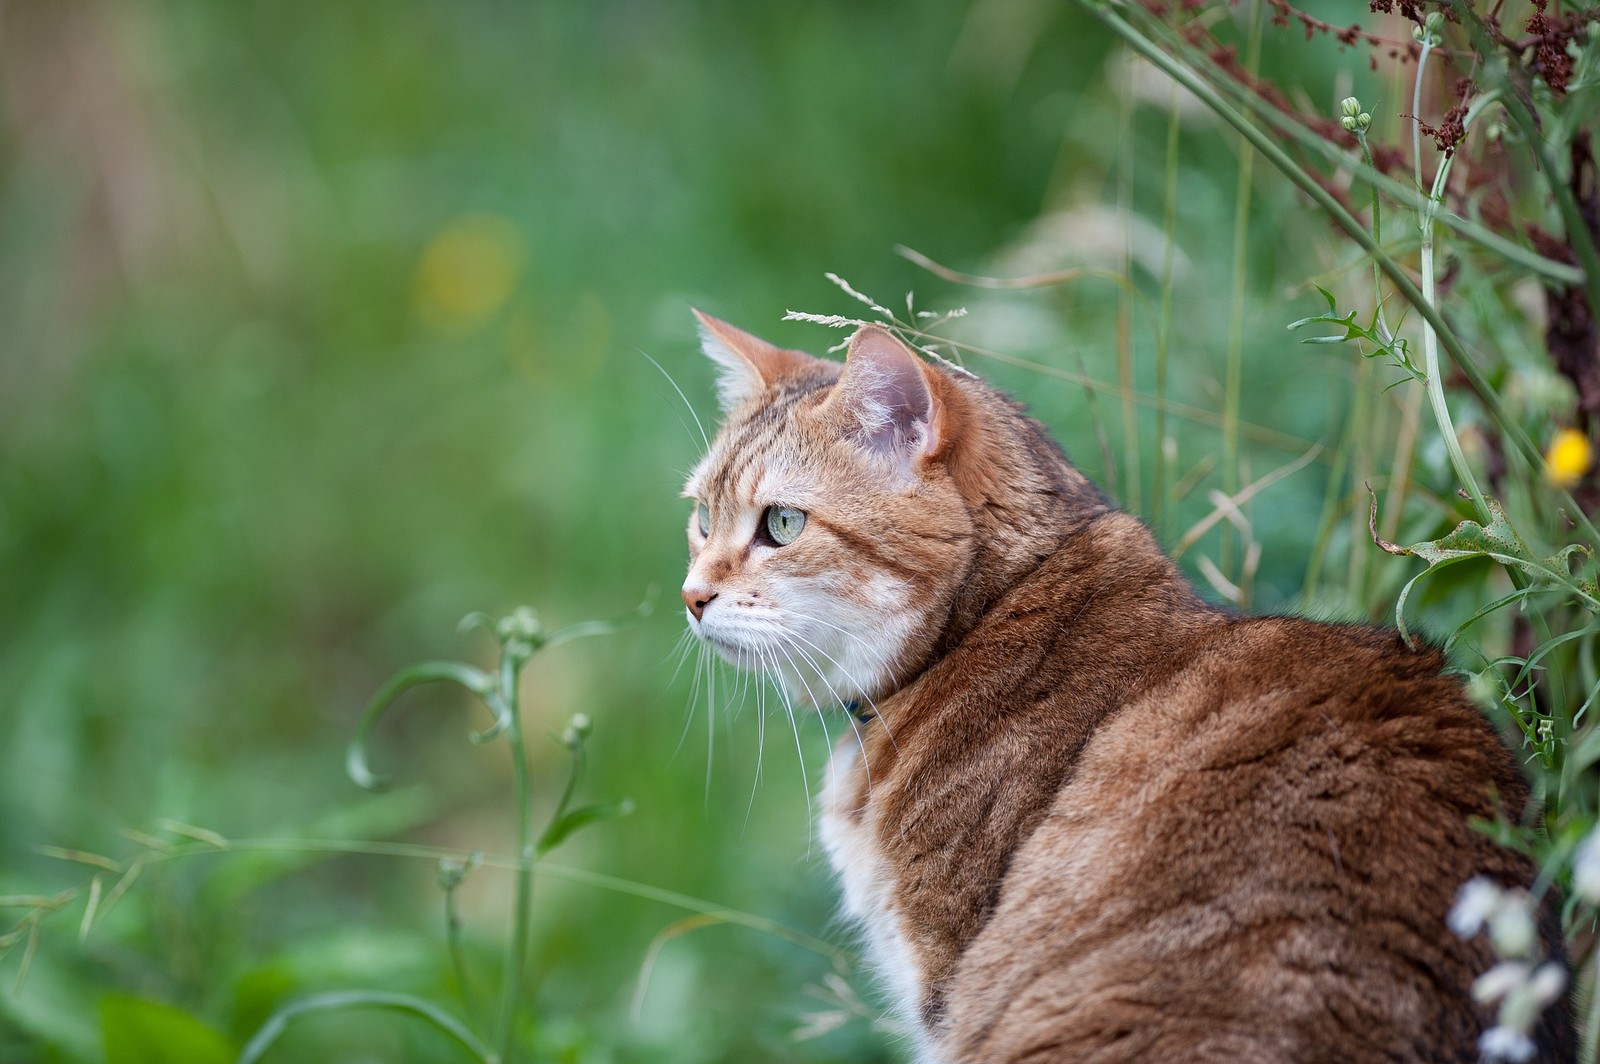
845;700;874;725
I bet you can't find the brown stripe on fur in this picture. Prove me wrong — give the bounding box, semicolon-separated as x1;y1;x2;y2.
806;514;928;583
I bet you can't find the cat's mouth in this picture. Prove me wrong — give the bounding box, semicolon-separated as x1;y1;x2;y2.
688;619;746;657
691;616;784;673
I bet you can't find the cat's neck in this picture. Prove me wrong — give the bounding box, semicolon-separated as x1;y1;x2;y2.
919;375;1125;669
940;507;1217;703
841;507;1220;1022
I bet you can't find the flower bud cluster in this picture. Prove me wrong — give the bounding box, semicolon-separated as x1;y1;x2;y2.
561;712;593;748
1339;96;1372;135
1413;11;1444;46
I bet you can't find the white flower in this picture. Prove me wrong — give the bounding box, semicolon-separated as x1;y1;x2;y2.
1527;962;1568;1007
1489;895;1538;959
1472;962;1531;1005
1573;829;1600;903
1449;877;1502;938
1479;1025;1536;1062
1498;963;1569;1036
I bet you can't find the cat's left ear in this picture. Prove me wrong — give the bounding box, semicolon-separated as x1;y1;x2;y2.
693;308;822;411
829;325;946;474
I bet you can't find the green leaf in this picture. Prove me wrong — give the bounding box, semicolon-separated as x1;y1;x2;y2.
1404;495;1531;566
100;995;234;1064
1444;586;1557;654
1387;494;1599;644
536;799;635;856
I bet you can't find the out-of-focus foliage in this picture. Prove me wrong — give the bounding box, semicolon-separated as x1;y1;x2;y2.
3;0;1586;1060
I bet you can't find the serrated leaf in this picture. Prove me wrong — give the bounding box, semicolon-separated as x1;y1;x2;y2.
1405;496;1531;565
1389;494;1600;643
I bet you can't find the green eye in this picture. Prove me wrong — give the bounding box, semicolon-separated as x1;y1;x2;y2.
763;506;806;546
695;502;710;537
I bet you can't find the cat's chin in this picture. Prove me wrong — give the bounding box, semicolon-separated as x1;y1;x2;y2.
689;622;884;709
689;622;770;674
695;629;749;667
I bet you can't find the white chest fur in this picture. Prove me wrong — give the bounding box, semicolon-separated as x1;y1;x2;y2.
819;738;937;1061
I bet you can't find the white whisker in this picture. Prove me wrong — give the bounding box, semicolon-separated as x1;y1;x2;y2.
744;640;767;831
704;644;717;806
669;631;703;763
781;621;901;756
768;638;824;853
637;348;710;451
780;634;877;796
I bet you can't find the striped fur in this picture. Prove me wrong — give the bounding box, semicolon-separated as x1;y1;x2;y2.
680;314;1571;1063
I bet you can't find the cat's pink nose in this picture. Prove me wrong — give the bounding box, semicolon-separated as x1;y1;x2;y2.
683;586;718;622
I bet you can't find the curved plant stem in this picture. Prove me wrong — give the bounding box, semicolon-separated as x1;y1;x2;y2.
1155;81;1182;534
1222;0;1264;578
239;991;491;1064
1413;35;1488;519
1116;53;1141;514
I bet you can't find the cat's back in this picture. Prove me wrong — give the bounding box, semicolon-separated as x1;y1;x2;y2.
943;615;1545;1062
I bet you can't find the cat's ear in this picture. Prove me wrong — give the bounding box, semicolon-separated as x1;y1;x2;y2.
830;325;945;473
692;308;819;411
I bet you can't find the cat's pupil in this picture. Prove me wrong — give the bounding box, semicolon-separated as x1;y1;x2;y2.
764;506;805;546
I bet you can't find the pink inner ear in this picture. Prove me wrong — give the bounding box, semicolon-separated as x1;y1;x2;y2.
838;326;938;465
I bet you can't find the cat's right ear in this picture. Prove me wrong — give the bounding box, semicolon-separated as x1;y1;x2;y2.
692;309;819;411
828;325;947;477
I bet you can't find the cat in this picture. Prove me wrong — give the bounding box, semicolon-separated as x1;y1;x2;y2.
678;309;1572;1063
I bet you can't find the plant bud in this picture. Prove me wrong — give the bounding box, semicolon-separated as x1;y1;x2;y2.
562;712;594;746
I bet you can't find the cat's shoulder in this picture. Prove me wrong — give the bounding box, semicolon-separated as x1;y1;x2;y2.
1127;611;1516;788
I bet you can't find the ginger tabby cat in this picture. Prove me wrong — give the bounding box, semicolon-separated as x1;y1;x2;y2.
679;310;1571;1063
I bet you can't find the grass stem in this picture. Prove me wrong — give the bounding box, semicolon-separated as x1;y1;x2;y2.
1221;0;1263;579
1155;81;1182;535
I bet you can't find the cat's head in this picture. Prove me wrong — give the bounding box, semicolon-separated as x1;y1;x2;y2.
680;310;983;707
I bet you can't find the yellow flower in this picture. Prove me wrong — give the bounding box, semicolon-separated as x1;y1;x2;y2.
413;214;524;333
1544;427;1592;488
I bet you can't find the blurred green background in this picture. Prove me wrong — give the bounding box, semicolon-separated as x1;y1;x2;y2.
0;1;1421;1060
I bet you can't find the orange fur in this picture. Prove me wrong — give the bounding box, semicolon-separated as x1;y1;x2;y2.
680;314;1571;1063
